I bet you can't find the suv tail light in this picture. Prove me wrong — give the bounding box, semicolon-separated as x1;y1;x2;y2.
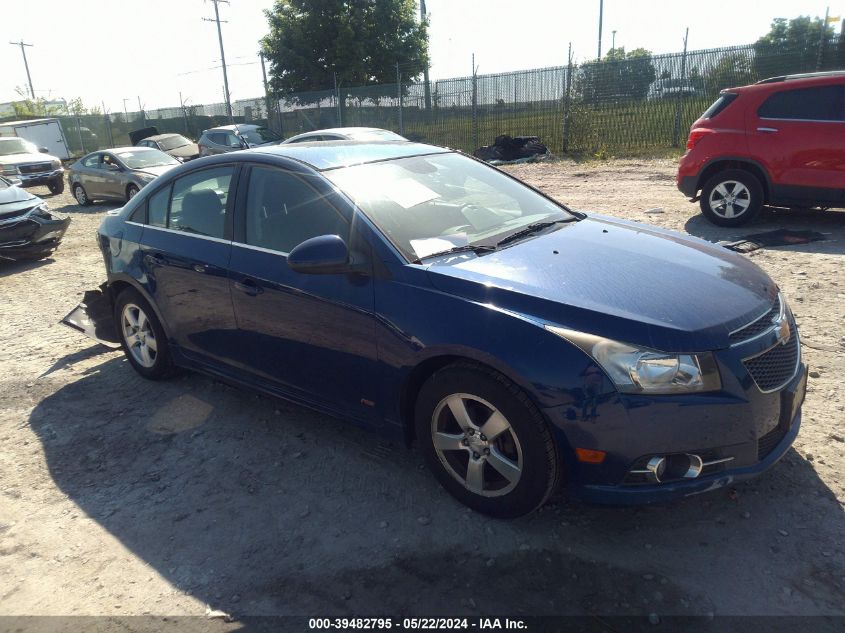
686;128;711;150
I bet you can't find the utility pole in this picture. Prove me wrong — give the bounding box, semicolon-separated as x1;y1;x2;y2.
817;6;830;70
138;96;145;127
420;0;432;111
597;0;604;59
9;40;35;99
612;30;617;51
204;0;234;123
122;98;129;120
260;52;275;129
179;92;191;135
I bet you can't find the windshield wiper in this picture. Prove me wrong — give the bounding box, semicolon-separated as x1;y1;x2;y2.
494;218;574;248
417;243;496;263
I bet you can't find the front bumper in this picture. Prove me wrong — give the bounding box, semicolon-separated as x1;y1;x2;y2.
0;214;71;260
18;168;64;187
567;364;808;505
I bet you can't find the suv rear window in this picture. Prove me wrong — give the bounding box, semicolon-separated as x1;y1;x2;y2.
758;85;845;121
700;93;738;119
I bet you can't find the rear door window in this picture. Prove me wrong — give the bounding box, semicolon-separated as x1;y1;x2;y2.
168;166;234;238
758;85;845;121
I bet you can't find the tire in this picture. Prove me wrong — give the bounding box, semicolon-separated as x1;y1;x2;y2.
114;287;175;380
699;169;763;227
415;362;561;518
48;178;65;195
73;183;92;206
126;184;140;201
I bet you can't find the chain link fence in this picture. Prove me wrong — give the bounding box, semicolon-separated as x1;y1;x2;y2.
3;36;843;158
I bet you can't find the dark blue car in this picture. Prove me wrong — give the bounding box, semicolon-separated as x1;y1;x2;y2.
80;141;807;517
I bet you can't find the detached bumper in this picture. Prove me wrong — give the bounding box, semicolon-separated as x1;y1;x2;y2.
60;286;120;348
19;168;64;187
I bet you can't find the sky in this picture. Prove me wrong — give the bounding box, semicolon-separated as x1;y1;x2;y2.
0;0;842;113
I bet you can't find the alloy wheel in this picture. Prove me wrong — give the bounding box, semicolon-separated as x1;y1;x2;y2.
74;186;87;205
121;303;158;368
430;393;523;497
708;180;750;219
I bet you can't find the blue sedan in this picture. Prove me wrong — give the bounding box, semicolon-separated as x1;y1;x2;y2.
78;141;807;517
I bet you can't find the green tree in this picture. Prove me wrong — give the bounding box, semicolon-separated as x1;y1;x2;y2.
753;16;837;77
705;53;754;92
575;47;656;103
261;0;429;100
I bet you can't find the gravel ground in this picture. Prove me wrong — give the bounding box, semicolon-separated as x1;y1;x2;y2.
0;159;843;621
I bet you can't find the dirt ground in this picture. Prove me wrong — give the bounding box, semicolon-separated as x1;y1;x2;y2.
0;158;843;622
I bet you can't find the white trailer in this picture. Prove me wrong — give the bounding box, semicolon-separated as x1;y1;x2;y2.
0;118;71;160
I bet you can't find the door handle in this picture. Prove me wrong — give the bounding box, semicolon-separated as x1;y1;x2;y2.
144;252;167;266
756;127;778;133
234;277;263;296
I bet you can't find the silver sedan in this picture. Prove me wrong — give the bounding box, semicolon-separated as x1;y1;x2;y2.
67;147;179;206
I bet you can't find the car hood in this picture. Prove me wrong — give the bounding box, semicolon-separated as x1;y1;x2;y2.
424;215;776;352
0;186;40;221
168;143;200;159
134;164;178;178
0;152;58;166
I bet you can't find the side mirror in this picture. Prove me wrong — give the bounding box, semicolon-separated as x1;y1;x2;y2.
288;234;352;275
39;146;49;154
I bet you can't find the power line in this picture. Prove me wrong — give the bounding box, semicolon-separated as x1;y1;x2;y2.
9;40;35;99
202;0;234;122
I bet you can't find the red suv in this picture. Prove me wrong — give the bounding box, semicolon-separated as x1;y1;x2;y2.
677;71;845;226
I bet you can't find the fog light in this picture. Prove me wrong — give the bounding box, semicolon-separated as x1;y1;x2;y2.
646;456;666;482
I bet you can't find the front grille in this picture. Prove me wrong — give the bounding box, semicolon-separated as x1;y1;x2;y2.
730;296;780;343
19;162;52;174
743;321;799;392
758;425;787;460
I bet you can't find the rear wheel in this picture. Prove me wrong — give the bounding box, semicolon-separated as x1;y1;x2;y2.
415;362;561;517
73;183;92;206
114;288;175;380
699;169;763;227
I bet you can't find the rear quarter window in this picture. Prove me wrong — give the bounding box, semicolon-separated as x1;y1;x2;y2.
700;93;738;119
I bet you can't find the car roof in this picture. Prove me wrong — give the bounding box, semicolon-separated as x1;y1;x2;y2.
144;133;184;141
107;146;159;154
727;70;845;94
293;127;394;136
205;123;263;133
251;140;449;170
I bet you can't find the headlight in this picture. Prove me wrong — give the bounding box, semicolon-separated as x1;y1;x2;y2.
545;325;721;394
31;202;53;220
137;173;155;183
51;160;61;169
2;165;19;176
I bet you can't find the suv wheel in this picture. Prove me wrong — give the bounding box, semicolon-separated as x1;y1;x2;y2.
48;178;65;195
700;169;763;227
415;362;561;517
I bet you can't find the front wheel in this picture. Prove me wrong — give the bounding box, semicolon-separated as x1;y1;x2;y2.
126;184;139;201
415;362;561;517
73;183;92;206
114;288;175;380
699;169;763;227
48;178;65;195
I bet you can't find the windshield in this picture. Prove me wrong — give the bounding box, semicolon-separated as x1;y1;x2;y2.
158;135;191;151
116;149;178;169
240;127;281;144
326;152;574;261
0;138;38;156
